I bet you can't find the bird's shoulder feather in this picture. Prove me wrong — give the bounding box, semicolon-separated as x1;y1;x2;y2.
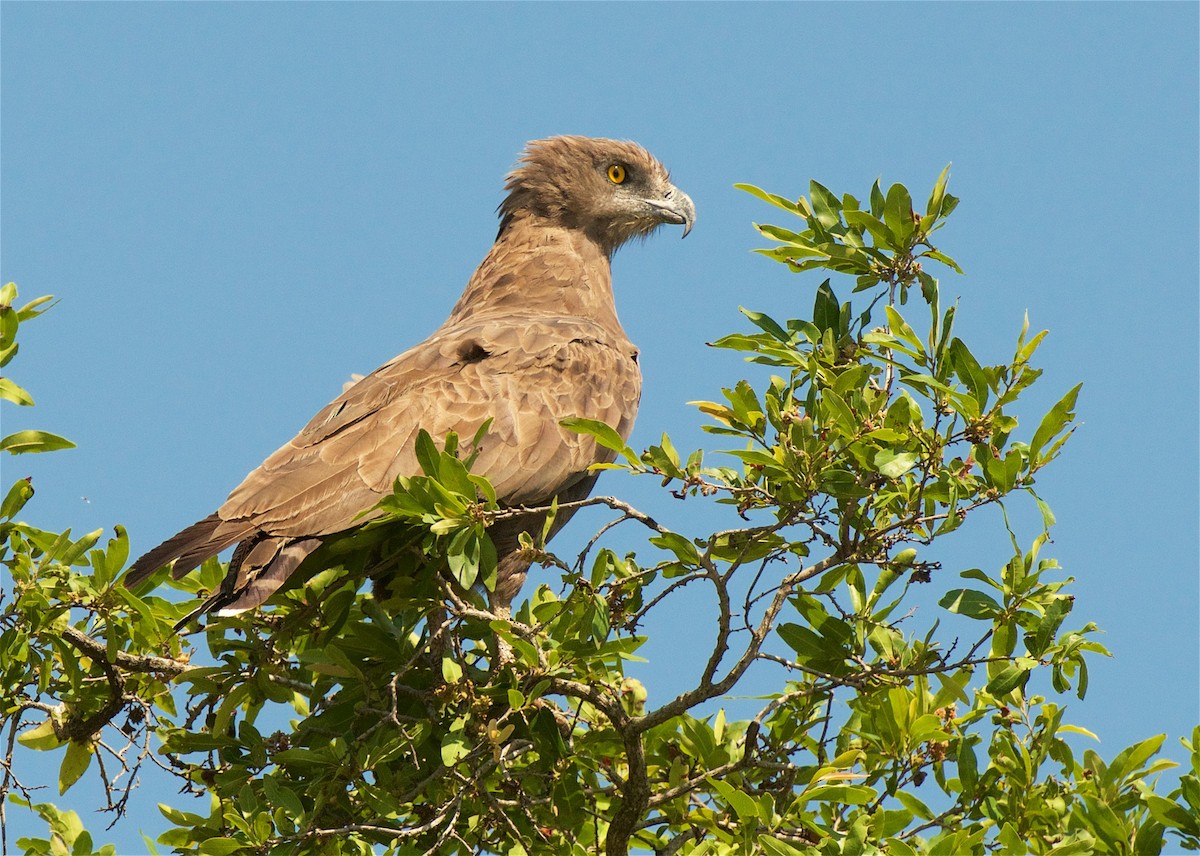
217;316;640;535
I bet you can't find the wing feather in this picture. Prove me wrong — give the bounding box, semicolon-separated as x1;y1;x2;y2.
214;318;640;539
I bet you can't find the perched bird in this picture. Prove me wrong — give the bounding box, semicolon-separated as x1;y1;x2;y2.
124;136;694;624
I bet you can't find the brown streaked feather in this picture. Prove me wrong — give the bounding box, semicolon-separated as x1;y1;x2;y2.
124;513;247;586
218;316;639;536
126;136;691;623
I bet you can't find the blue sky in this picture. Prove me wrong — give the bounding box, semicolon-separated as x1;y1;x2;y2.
3;3;1197;851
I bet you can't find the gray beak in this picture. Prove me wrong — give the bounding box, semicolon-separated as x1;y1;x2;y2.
651;185;696;238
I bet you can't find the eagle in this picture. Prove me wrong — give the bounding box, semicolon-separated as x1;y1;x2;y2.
124;136;695;625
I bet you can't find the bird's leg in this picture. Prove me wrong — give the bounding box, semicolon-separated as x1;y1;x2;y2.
488;598;516;667
487;548;533;665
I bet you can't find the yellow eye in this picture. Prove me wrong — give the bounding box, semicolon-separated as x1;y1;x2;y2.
607;164;627;184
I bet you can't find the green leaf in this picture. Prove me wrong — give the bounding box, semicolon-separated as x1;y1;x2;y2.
844;208;897;249
991;621;1017;658
932;671;970;708
707;776;759;821
1017;320;1050;364
777;620;851;673
959;567;1001;590
820;390;856;433
198;839;247;856
926;164;951;218
560;417;638;465
986;660;1031;696
261;776;306;819
938;588;1002;619
884;306;926;358
884;839;917;856
441;657;463;683
1132;817;1167;854
1030;383;1082;463
59;528;103;567
998;822;1025;855
18;719;64;751
297;647;360;679
0;311;15;356
924;249;964;274
895;790;934;820
883;183;915;246
58;740;93;795
446;528;485;589
1080;795;1128;849
958;738;979;795
649;531;700;564
440;733;470;766
949;337;989;408
102;524;131;580
874;450;918;479
801;783;875;804
1034;494;1057;530
17;294;56;321
1;477;34;519
1143;793;1200;834
759;837;808;856
740;307;790;342
413;429;440;478
809;180;843;229
756;223;810;244
755;243;827;262
157;803;209;826
0;430;76;454
1106;734;1166;785
813;280;840;334
734;183;804;215
0;377;33;406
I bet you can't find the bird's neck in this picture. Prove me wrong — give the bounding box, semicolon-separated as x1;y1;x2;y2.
445;216;627;333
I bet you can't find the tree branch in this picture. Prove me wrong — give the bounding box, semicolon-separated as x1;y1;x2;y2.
60;625;189;677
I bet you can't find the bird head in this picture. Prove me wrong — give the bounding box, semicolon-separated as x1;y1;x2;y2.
498;136;695;255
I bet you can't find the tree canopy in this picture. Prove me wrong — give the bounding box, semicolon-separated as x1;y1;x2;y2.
2;171;1197;856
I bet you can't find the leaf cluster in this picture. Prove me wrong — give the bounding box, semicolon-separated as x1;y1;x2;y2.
735;167;960;300
0;283;74;455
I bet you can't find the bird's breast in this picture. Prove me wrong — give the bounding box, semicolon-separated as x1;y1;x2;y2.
439;320;641;504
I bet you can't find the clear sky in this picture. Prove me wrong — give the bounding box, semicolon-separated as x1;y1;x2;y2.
3;3;1197;851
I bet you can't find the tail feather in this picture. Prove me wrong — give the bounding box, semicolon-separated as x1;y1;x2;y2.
130;512;325;632
214;537;322;616
172;536;322;631
124;513;245;587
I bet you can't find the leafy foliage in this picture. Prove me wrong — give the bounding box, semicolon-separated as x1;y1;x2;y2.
0;283;73;456
1;171;1196;856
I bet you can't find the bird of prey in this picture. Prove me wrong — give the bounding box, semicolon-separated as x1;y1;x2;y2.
124;136;694;624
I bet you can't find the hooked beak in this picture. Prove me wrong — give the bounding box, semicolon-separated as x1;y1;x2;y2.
649;184;696;238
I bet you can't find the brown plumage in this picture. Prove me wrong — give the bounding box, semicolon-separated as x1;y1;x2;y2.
124;136;695;625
